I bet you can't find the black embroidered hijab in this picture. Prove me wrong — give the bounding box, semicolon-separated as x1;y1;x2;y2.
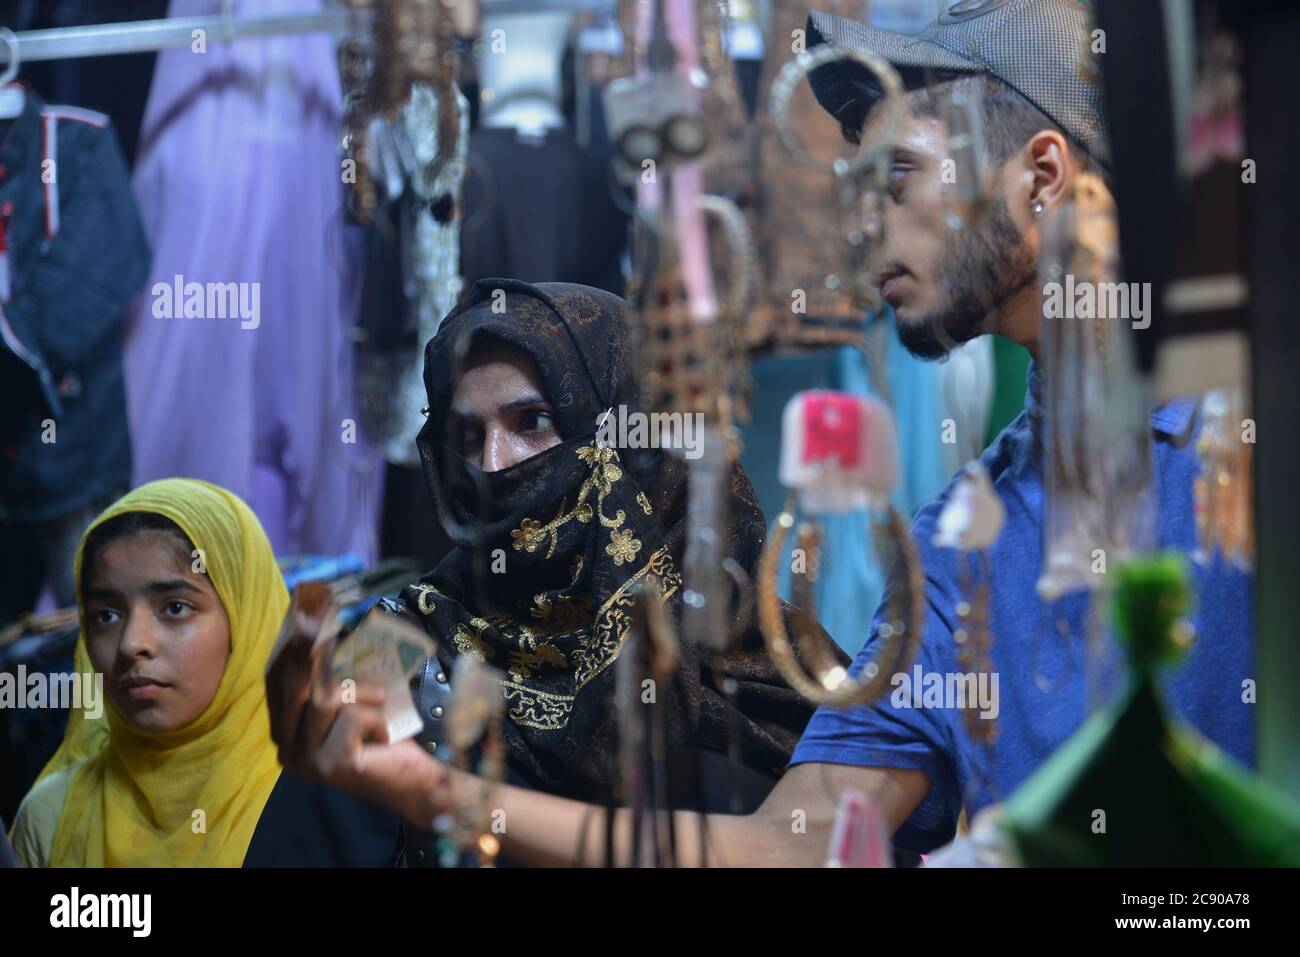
401;278;827;804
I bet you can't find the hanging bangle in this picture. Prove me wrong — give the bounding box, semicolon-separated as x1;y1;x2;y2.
757;493;924;708
768;43;903;178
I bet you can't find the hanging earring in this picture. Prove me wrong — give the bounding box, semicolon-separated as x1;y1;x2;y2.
430;0;461;185
338;28;376;224
1037;172;1152;603
757;391;924;708
436;656;507;868
939;82;993;231
933;462;1005;744
769;43;904;314
1194;387;1254;570
630;203;750;664
616;575;680;868
634;205;749;426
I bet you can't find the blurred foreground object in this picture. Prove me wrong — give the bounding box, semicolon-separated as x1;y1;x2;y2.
1003;554;1300;866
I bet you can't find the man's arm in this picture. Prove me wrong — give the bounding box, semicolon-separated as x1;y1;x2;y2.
266;609;932;866
472;760;930;867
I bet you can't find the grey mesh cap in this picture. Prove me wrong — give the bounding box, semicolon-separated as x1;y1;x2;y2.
805;0;1111;169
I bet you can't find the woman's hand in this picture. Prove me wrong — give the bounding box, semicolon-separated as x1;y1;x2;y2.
265;606;450;827
314;702;451;827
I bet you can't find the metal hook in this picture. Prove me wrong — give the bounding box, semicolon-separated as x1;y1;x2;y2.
0;28;21;87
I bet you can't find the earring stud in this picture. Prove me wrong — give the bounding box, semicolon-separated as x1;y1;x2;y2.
1032;201;1045;216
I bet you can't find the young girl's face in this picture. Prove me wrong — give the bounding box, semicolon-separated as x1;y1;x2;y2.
83;530;231;733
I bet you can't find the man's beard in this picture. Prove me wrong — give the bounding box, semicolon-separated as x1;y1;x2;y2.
895;197;1037;360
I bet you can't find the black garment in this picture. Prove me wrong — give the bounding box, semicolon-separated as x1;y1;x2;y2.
397;279;838;809
459;128;627;295
380;462;453;573
0;815;14;868
243;771;402;868
0;485;124;625
357;188;421;354
0;89;150;523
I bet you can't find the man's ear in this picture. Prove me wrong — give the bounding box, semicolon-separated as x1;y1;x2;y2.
1022;129;1073;213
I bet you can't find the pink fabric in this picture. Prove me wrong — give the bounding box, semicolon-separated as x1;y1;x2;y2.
124;0;381;560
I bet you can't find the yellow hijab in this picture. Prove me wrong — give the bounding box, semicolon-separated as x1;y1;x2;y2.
37;478;288;867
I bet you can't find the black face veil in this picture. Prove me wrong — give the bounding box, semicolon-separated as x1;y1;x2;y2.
401;278;831;805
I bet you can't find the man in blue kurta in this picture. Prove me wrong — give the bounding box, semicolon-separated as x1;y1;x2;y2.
773;0;1253;857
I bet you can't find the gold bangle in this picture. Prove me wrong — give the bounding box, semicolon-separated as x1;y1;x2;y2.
767;43;903;178
767;44;902;314
696;193;758;324
757;495;924;708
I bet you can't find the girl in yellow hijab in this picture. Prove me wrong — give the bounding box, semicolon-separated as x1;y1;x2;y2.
11;478;288;867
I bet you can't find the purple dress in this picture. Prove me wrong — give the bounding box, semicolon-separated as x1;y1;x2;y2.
124;0;381;560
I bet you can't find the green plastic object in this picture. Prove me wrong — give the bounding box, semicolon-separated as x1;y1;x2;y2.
1002;553;1300;866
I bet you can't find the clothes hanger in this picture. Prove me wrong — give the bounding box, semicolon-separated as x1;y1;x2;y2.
0;28;25;121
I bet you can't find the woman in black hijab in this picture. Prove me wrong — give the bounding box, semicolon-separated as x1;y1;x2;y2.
268;279;839;864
